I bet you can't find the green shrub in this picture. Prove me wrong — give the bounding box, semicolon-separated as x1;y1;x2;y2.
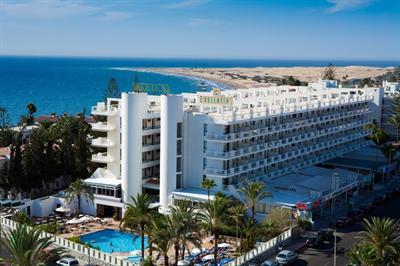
37;221;59;234
297;219;312;230
12;212;32;225
67;236;83;244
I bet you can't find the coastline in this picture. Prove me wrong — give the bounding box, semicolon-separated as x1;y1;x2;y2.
112;67;234;90
128;66;394;89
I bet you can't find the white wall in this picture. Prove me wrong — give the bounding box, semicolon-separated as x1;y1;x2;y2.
121;92;148;204
159;95;183;211
183;112;206;188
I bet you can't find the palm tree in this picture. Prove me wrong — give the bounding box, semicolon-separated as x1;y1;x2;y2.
238;181;270;222
170;200;203;261
229;203;247;251
360;217;400;264
150;215;173;266
366;123;389;145
26;103;37;117
200;196;230;265
389;114;400;141
201;178;216;203
346;241;378;266
65;178;94;217
1;224;65;266
241;218;263;252
120;193;156;259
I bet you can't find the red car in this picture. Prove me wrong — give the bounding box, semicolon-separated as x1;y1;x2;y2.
336;216;352;228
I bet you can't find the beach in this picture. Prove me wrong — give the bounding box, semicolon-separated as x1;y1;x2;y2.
144;66;394;89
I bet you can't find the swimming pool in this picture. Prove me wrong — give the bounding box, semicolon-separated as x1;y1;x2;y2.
80;229;148;253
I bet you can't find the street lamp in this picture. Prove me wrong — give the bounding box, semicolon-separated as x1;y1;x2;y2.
331;173;339;222
333;229;337;266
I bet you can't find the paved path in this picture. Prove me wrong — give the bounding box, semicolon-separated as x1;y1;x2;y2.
263;177;400;266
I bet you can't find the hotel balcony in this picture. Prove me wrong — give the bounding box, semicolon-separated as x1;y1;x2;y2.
142;143;161;152
92;152;114;164
142;160;160;168
205;108;371;142
90;121;115;132
91;104;118;116
91;137;115;148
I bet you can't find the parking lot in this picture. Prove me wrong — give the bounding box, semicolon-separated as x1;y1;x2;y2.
261;179;400;266
292;182;400;266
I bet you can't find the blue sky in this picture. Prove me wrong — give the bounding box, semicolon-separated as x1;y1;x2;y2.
0;0;399;60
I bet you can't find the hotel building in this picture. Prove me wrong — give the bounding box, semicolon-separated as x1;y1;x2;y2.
83;80;379;217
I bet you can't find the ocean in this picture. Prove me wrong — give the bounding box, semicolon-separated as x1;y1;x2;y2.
0;56;398;124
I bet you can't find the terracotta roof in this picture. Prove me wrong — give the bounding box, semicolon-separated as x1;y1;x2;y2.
35;115;60;123
0;147;11;159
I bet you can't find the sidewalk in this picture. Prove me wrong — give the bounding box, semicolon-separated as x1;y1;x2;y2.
312;176;399;230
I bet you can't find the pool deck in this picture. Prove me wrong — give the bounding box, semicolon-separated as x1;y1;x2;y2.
57;219;121;239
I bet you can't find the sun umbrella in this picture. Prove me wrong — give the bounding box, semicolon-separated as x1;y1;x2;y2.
218;243;232;248
66;217;81;224
191;247;206;256
202;254;215;261
177;260;190;266
55;206;70;213
130;250;142;256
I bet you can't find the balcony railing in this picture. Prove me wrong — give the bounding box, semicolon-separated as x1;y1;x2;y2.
207;95;373;123
91;105;118;116
90;122;115;132
206;108;371;141
204;130;370;177
92;152;114;164
91;137;115;148
205;119;370;159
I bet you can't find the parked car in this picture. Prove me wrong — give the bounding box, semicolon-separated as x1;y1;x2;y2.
318;228;334;241
347;209;364;221
56;257;79;266
336;216;352;228
306;234;324;248
359;203;374;214
261;259;279;266
275;250;298;264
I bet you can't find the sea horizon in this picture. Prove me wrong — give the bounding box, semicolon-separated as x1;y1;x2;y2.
1;55;399;124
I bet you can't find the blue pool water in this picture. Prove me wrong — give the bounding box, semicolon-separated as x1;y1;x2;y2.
80;229;148;253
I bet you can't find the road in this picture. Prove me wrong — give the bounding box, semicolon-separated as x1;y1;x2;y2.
292;188;400;266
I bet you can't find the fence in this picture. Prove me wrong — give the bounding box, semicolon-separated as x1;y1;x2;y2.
226;227;293;266
1;217;136;266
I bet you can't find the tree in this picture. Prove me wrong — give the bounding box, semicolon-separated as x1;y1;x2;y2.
149;215;173;266
323;63;336;80
0;128;15;147
389;114;400;141
200;196;230;265
392;91;400;116
170;200;202;261
120;193;156;259
359;217;400;264
238;181;271;222
229;203;247;251
103;78;121;102
64;178;94;217
346;241;378;266
20;103;37;125
0;106;11;130
201;178;216;203
133;73;142;92
366;123;389;145
1;224;65;266
265;207;292;230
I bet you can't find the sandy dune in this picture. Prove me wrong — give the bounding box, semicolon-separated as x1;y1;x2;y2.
146;66;393;89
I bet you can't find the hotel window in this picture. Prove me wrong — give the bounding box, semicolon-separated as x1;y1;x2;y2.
177;140;182;155
177;123;182;138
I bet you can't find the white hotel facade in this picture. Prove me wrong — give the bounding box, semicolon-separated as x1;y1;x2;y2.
83;80;381;217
